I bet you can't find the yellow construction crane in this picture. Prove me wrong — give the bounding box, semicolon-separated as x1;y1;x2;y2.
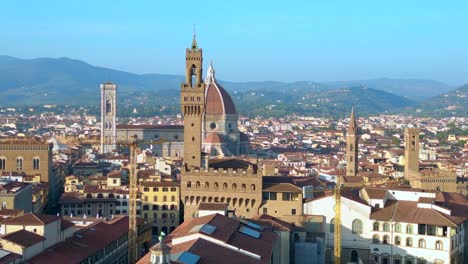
334;175;342;264
111;136;166;263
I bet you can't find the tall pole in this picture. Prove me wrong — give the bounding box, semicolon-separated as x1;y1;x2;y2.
128;137;138;263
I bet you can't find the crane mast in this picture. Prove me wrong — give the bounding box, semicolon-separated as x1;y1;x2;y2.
334;175;342;264
128;141;138;263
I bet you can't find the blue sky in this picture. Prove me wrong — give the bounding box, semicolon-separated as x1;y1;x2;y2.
1;1;467;85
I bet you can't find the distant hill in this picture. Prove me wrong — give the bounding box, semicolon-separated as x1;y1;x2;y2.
0;55;461;117
415;84;468;117
325;78;453;101
231;86;415;118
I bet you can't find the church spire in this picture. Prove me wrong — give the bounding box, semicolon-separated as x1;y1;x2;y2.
205;60;215;84
348;105;357;134
191;25;198;50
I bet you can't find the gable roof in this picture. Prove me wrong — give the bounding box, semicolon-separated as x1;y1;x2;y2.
2;213;59;226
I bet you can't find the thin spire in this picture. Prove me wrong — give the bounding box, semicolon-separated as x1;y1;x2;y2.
348;105;357;133
191;24;198;50
205;60;215;84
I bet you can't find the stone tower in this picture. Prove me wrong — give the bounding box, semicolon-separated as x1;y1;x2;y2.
404;127;420;178
346;106;358;176
100;83;117;154
180;34;205;168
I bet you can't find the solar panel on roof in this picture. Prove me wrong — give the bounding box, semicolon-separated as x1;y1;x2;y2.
200;224;216;234
178;251;201;264
239;226;261;239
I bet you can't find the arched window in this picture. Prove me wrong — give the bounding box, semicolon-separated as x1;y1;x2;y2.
33;157;40;170
97;193;103;199
383;222;390;232
163;196;167;202
223;183;228;190
372;235;380;244
405;256;414;264
162;213;167;219
373;222;379;231
214;182;219;189
205;182;209;189
395;236;401;245
407;224;413;234
16;157;23;170
418;239;426;248
196;181;200;188
435;240;443;250
394;223;401;232
406;237;413;246
108;193;114;198
0;158;5;170
383;235;389;244
86;193;92;198
106;100;112;114
330;218;335;233
232;183;237;190
171;195;176;202
241;184;246;191
352;219;363;234
251;184;256;191
187;181;192;188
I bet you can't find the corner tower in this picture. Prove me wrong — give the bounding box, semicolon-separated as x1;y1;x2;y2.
404;127;420;178
346;106;358;176
180;34;205;168
100;82;117;154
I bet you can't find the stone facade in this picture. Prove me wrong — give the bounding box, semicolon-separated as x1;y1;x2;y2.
181;166;262;219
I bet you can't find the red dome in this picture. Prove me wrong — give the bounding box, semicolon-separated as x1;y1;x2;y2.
205;82;237;115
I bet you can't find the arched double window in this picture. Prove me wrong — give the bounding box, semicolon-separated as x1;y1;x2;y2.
406;237;413;247
383;222;390;232
435;240;443;250
373;222;379;231
418;239;426;248
33;158;40;170
395;236;401;245
383;235;389;244
394;223;401;232
16;157;23;170
407;224;413;234
352;219;363;234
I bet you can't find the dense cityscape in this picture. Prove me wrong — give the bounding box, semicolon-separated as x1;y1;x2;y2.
1;2;468;264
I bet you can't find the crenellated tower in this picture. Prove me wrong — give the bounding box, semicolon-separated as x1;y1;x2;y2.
180;34;205;169
346;106;359;176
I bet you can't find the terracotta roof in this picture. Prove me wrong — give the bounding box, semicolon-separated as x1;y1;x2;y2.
28;217;140;264
164;214;276;264
0;249;21;264
205;82;236;115
262;183;302;193
370;200;464;227
61;219;75;231
0;229;45;248
0;209;24;218
2;213;60;226
205;132;223;144
209;158;257;171
363;188;387;199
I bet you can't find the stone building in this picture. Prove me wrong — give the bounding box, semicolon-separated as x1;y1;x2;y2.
100;82;117;154
0;138;60;203
179;35;262;220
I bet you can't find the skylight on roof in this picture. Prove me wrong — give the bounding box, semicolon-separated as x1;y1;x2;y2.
239;226;261;239
240;219;264;230
200;224;216;234
177;251;201;264
189;224;216;235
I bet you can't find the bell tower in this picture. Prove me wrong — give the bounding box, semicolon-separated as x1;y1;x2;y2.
346;106;358;176
181;33;205;169
404;127;420;178
100;82;117;154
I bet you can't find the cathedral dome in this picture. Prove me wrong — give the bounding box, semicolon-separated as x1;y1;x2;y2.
204;63;237;115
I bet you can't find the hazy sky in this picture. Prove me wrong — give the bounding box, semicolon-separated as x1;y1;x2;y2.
1;1;467;85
